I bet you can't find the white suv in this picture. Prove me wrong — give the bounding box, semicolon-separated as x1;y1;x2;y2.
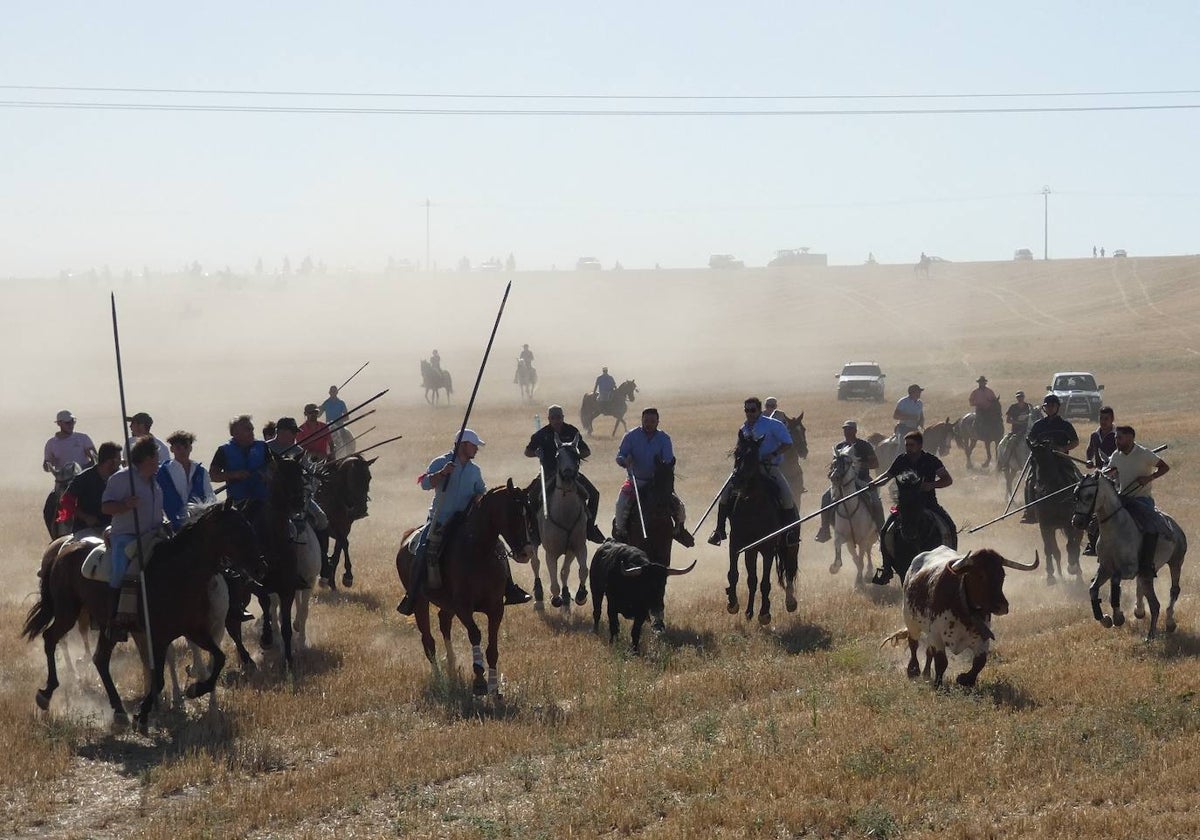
1047;372;1104;422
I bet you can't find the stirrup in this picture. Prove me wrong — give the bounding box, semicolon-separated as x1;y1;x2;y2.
707;527;726;546
396;595;415;616
504;582;532;605
674;528;695;548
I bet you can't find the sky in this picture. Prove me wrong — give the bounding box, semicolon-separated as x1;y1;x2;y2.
1;2;1197;276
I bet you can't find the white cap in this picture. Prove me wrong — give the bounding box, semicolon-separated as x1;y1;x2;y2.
456;429;485;448
55;410;75;423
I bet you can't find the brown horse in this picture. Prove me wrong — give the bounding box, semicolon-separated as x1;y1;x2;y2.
22;501;264;730
580;379;638;437
317;454;376;589
395;481;533;696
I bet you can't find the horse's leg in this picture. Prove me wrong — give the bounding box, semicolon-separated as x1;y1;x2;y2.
610;416;620;438
547;552;564;609
36;608;77;711
744;551;759;621
415;603;437;669
459;612;488;696
557;552;573;612
341;540;353;588
783;544;798;613
92;633;128;726
575;544;589;606
758;552;774;625
1141;575;1161;641
1066;528;1082;577
1040;524;1059;585
437;608;456;674
830;531;843;576
294;589;309;651
259;592;275;649
1089;568;1114;627
726;544;740;614
530;549;544;606
134;636;170;733
1110;578;1125;627
278;591;296;672
485;609;502;696
906;637;920;678
225;603;256;673
184;633;226;700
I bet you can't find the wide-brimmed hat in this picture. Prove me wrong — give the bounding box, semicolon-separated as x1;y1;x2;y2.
456;429;485;447
976;376;988;384
126;411;153;426
55;409;75;423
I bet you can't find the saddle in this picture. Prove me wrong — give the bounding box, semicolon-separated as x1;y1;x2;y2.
80;531;167;584
1122;500;1176;540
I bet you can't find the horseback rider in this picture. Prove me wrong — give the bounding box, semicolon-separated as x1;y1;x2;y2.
1081;407;1117;554
1106;425;1170;577
210;415;275;505
429;350;443;373
100;436;167;631
707;397;801;547
1005;391;1032;438
1020;394;1079;523
893;384;925;437
397;429;531;616
614;407;694;547
514;344;535;383
60;441;122;534
813;420;884;543
763;397;789;424
157;431;216;532
872;430;955;584
594;366;616;403
43;409;97;473
969;376;1001;422
524;404;606;543
299;403;331;459
126;411;170;465
320;386;348;427
268;417;304;458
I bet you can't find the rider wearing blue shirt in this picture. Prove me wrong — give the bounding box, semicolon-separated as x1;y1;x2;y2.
613;407;693;546
320;386;348;424
708;397;801;547
594;367;616;402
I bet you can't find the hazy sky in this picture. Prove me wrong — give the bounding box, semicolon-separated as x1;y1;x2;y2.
1;2;1197;276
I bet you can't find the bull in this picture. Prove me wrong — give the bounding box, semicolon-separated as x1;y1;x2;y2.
590;541;696;652
882;545;1039;687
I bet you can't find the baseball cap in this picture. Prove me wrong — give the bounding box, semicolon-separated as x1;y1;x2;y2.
842;420;858;429
1015;390;1025;398
303;403;319;415
908;384;924;393
126;411;153;426
276;417;300;433
1043;393;1061;405
55;409;76;423
456;429;485;447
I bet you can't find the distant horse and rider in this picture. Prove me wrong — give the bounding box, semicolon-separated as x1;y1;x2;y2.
581;378;638;437
421;358;454;405
515;358;538;402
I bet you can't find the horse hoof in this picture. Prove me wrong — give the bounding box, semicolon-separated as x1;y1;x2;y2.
184;683;203;700
550;595;563;608
1113;612;1126;627
956;672;978;688
1067;563;1081;576
1134;607;1146;620
786;595;798;613
35;690;51;711
472;678;488;697
828;563;840;576
1045;575;1057;587
342;573;354;588
112;710;130;730
758;613;772;627
744;609;754;621
318;577;330;589
1101;615;1114;628
1166;618;1178;633
1144;633;1158;643
135;715;150;735
575;589;588;606
726;602;738;615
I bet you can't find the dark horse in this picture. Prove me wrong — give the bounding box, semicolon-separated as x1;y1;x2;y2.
1027;442;1083;585
580;379;637;437
22;502;264;730
623;456;685;630
724;432;799;623
877;471;958;585
421;359;454;405
954;407;1005;470
253;457;309;670
317;454;376;589
395;481;533;696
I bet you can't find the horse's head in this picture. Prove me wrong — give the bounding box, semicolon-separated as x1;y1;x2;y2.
894;470;926;539
51;462;81;491
268;457;307;519
828;450;859;488
620;380;638;402
554;435;582;486
731;432;765;490
787;412;808;459
645;456;677;508
492;479;533;563
1029;441;1080;490
335;454;375;520
200;500;267;583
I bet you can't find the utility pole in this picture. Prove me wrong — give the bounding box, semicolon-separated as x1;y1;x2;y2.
424;198;431;273
1042;185;1051;260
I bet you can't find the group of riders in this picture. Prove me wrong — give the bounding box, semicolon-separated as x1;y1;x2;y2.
42;387;357;632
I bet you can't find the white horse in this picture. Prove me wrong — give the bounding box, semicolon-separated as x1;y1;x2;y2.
826;450;879;588
531;436;589;612
1073;471;1187;640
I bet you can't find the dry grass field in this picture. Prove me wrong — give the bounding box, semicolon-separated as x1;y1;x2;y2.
3;255;1200;838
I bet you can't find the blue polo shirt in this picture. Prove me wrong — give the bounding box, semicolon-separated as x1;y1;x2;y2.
616;428;675;483
741;415;792;466
321;397;348;424
421;452;486;525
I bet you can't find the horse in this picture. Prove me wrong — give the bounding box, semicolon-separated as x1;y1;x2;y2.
873;419;954;480
724;432;798;623
1072;471;1187;639
953;406;1005;470
1027;442;1083;585
826;450;879;588
253;457;309;670
779;412;808;495
317;454;376;589
21;501;265;730
420;359;454;405
996;406;1045;496
580;379;637;437
530;436;589;611
394;481;533;696
913;255;931;277
515;358;538;402
43;463;81;539
878;470;958;584
622;455;694;629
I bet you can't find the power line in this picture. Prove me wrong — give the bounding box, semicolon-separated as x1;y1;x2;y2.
1;99;1199;116
1;84;1199;100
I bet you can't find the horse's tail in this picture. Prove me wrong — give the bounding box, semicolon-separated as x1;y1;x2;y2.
444;372;453;394
21;545;59;641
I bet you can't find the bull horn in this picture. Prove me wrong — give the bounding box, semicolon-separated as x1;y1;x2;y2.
1003;550;1040;572
620;563;646;577
949;550;973;572
366;457;379;466
664;559;698;576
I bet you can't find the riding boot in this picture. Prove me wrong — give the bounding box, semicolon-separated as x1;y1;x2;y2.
581;486;606;543
814;492;833;542
1020;480;1038;523
673;523;695;548
106;590;129;642
781;506;801;547
1138;533;1159;578
871;564;894;586
1083;518;1099;556
397;543;430;616
707;503;729;546
504;565;532;605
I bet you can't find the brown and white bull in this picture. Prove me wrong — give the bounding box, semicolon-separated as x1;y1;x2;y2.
882;545;1039;687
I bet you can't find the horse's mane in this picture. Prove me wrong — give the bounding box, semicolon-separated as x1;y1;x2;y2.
150;505;233;569
895;470;921;486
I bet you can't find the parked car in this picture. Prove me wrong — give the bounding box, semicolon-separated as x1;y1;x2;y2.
708;254;744;269
1112;249;1128;258
576;257;602;271
768;248;827;267
836;361;886;402
1014;248;1034;261
478;258;503;272
1047;371;1104;422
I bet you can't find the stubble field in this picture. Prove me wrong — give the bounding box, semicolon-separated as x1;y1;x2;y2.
2;255;1200;838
